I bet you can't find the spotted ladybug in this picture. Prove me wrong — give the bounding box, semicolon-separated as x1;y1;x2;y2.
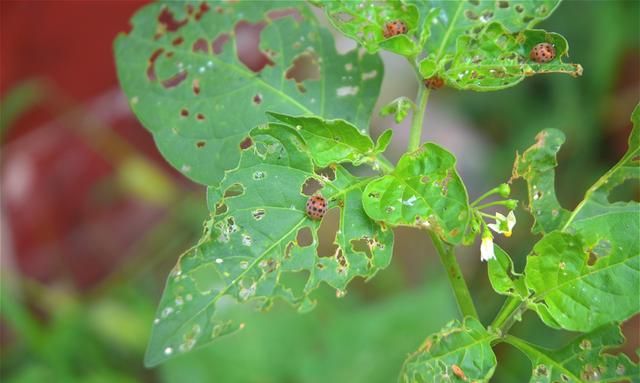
306;194;327;220
530;43;556;63
424;76;445;90
383;20;408;39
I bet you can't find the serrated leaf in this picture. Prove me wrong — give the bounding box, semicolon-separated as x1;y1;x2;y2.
443;24;582;91
318;1;580;91
266;112;376;167
488;245;527;298
512;128;571;234
505;325;639;383
115;1;383;185
400;317;497;383
145;123;393;366
380;96;414;124
362;143;470;244
523;104;640;332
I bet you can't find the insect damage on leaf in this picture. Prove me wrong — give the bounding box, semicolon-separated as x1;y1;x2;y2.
115;1;383;186
145;123;393;367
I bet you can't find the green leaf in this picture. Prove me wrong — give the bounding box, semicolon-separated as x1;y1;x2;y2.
375;129;394;153
400;317;497;383
380;96;414;124
362;143;470;244
145;123;393;366
505;325;639;383
523;104;640;332
115;1;383;185
524;231;639;332
318;1;580;91
266;112;376;167
488;245;527;298
512;128;571;234
443;24;582;91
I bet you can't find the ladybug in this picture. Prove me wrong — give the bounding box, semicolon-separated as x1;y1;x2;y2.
530;42;556;63
383;20;408;39
424;76;445;90
306;194;327;220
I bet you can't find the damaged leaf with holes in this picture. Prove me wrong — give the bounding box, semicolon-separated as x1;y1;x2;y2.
512;129;571;234
400;317;497;383
505;324;639;383
317;0;581;90
267;112;390;168
115;1;383;185
362;143;470;244
523;104;640;332
145;123;393;366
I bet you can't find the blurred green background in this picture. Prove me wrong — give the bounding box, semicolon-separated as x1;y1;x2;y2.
1;1;638;382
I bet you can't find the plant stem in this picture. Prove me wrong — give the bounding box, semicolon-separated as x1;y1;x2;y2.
490;296;528;335
473;200;514;210
428;231;479;319
407;85;430;152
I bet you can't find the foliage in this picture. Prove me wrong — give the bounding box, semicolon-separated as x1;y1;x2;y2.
113;0;638;381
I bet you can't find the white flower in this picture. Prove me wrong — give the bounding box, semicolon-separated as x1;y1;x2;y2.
480;235;496;262
487;211;516;237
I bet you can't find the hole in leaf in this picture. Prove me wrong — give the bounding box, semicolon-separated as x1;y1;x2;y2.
192;38;209;53
315;167;336;181
215;203;227;215
180;108;189;117
147;48;165;81
296;227;313;247
239;137;253;150
515;4;524;13
192;79;201;95
196;141;206;148
464;9;479;20
235;20;274;72
162;71;188;88
351;238;373;259
196;113;205;121
285;52;321;93
522;15;534;23
497;0;509;8
267;8;303;22
607;178;640;203
158;7;188;33
252;93;262;105
223;183;245;198
468;0;479;5
252;209;266;220
301;178;323;196
194;2;210;21
368;192;380;199
317;207;340;257
212;33;230;54
172;37;184;46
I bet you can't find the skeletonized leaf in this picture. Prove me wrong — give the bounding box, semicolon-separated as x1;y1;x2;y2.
267;112;376;167
512;128;571;234
505;325;639;383
115;1;383;185
400;317;497;383
145;123;393;366
362;143;470;244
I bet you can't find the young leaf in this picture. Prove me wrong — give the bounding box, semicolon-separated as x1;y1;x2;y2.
400;317;497;383
523;105;640;332
145;123;393;366
488;245;527;298
380;96;414;124
374;129;394;154
115;1;383;185
512;128;571;234
266;112;376;167
362;143;470;244
505;325;639;383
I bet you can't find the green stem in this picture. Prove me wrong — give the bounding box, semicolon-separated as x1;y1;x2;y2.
375;155;395;173
473;200;514;210
490;296;528;335
428;231;479;319
407;85;430;152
